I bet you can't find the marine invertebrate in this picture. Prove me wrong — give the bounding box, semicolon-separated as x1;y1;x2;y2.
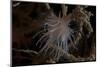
32;4;93;61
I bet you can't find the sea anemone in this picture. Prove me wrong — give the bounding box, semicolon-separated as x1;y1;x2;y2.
32;4;93;62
